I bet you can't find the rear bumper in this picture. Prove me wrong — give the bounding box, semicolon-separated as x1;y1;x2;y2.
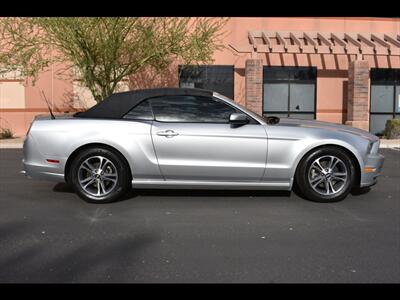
22;159;65;181
21;135;65;182
360;153;384;188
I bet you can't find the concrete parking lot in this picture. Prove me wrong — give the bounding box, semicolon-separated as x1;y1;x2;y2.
0;149;399;283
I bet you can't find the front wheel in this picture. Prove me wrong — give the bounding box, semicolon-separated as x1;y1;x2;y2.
295;147;356;203
68;147;131;203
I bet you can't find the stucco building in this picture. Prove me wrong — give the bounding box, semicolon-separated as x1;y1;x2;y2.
1;17;399;136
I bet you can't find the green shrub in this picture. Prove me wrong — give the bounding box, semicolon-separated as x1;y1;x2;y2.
384;119;400;139
0;127;14;139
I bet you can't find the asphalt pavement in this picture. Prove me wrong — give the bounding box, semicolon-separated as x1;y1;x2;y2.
0;149;399;283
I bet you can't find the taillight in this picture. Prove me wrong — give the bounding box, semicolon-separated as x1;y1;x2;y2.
46;159;60;164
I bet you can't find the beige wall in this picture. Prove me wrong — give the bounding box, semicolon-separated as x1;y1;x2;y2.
72;81;96;109
0;81;25;109
0;62;75;135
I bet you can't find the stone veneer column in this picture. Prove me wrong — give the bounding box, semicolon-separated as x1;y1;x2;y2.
345;60;370;131
245;59;263;116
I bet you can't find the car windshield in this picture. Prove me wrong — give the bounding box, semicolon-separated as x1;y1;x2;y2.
213;92;265;122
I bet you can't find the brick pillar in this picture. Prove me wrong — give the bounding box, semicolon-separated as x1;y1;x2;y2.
345;60;370;131
245;59;263;116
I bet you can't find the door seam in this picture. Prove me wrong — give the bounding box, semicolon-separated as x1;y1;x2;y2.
150;121;166;181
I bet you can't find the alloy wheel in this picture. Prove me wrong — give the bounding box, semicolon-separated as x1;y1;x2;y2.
77;156;118;197
308;155;348;196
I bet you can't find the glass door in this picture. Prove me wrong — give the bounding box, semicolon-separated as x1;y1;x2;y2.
370;69;400;135
263;67;316;120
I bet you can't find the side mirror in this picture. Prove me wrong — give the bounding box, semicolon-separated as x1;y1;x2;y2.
265;116;280;125
229;113;249;126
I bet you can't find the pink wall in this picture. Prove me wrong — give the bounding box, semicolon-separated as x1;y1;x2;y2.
1;17;400;136
211;17;400;122
25;62;74;111
1;62;74;136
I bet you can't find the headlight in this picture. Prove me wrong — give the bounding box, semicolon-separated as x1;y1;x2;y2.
368;140;380;154
367;141;373;153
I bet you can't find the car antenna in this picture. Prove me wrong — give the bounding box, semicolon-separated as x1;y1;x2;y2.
40;90;55;119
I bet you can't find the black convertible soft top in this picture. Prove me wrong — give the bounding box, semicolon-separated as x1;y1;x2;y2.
74;87;214;119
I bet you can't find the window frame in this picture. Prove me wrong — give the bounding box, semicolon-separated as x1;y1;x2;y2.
178;65;235;99
149;95;249;124
122;99;154;121
369;68;400;134
123;94;259;125
262;66;317;119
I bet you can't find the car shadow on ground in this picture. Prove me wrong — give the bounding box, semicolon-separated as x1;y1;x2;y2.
350;187;371;196
53;182;293;201
52;182;374;204
53;182;74;193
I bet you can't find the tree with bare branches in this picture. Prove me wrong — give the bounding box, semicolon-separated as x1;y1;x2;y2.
0;17;228;102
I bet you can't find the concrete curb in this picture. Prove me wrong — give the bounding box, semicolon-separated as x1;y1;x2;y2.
1;137;400;150
379;139;400;149
0;144;23;149
0;138;24;149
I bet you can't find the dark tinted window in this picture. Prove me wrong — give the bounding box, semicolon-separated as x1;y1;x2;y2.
263;67;291;81
123;100;153;120
179;65;234;99
264;66;316;82
371;68;400;84
292;68;317;81
149;96;237;123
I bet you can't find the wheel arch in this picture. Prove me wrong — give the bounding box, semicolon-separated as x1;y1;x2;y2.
64;143;133;183
292;143;362;189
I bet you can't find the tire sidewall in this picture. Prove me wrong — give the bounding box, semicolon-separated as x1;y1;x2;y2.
69;147;130;203
296;147;355;202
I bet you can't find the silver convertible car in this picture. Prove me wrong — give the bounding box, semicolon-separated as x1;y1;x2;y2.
22;88;384;203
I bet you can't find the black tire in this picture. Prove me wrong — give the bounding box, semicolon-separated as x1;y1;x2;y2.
68;147;131;203
295;146;356;203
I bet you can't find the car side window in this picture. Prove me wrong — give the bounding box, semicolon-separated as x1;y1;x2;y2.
123;100;153;121
149;95;238;123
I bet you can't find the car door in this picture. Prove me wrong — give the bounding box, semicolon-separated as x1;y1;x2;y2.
149;95;268;181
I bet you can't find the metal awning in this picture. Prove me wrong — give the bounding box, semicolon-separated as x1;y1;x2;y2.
230;31;400;56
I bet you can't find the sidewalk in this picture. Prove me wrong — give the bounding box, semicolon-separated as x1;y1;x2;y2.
379;138;400;149
1;136;399;149
0;137;24;149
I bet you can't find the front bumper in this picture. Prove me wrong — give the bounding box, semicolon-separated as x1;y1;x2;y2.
360;153;384;188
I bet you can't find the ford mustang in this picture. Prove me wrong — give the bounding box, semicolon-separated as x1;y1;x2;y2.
22;88;384;203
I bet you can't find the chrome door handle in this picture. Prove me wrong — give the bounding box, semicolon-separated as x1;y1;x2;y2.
156;130;179;137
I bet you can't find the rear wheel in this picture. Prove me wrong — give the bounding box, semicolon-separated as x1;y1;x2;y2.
295;147;356;203
68;147;131;203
